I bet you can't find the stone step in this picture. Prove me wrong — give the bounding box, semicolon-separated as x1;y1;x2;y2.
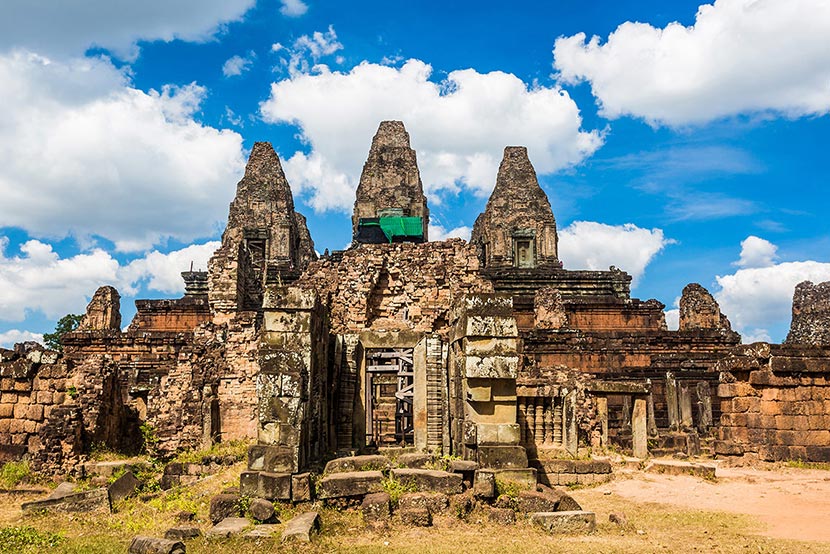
316;470;384;499
206;517;250;539
477;445;528;469
324;454;391;474
529;511;596;534
282;511;320;543
644;460;716;479
492;468;537;491
390;468;463;495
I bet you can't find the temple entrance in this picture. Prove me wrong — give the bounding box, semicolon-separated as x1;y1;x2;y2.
365;348;414;446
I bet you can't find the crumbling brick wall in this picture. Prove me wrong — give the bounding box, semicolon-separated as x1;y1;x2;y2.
716;343;830;462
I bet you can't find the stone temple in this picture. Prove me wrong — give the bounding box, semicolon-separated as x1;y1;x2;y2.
2;121;830;484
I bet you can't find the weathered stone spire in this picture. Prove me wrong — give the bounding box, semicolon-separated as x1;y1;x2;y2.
77;286;121;331
352;121;429;242
678;283;731;332
471;147;559;269
209;142;315;317
785;280;830;345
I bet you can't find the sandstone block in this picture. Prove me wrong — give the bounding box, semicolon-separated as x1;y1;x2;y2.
281;511;320;543
488;507;516;524
164;526;201;541
209;493;240;524
473;469;495;498
22;487;110;515
259;472;292;501
529;511;596;534
493;468;537;492
395;452;434;468
390;468;463;494
108;470;141;505
317;470;384;499
463;355;518;379
399;507;432;527
361;492;391;523
292;472;312;502
477;445;528;469
515;490;559;513
128;536;185;554
247;444;297;473
398;492;449;514
206;517;250;539
323;454;390;474
249;498;276;522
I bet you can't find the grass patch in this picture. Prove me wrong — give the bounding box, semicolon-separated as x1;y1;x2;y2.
0;460;30;488
381;476;417;504
172;440;250;465
0;526;64;553
785;460;830;471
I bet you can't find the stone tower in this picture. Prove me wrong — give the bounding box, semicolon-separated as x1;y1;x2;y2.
208;142;315;316
471;147;559;270
352;121;429;244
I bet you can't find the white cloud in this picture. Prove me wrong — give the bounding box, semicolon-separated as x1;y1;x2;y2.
558;221;673;287
735;235;778;268
0;329;44;348
222;53;255;77
553;0;830;126
273;26;343;76
261;59;603;212
0;0;255;60
664;308;679;331
715;260;830;343
0;237;220;322
280;0;309;17
0;51;245;251
428;224;472;242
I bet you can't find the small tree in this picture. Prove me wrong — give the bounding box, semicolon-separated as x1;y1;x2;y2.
42;314;83;351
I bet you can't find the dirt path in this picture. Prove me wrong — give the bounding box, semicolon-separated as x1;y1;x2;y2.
604;464;830;542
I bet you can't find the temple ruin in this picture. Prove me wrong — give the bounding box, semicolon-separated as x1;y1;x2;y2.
2;120;829;485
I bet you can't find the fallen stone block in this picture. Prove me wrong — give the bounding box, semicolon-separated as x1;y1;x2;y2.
398;492;449;514
399;507;432;527
85;460;150;479
249;498;276;522
46;482;77;500
22;487;110;515
108;470;141;505
282;511;320;543
488;507;516;524
477;446;528;469
209;493;240;524
395;453;434;468
515;490;559;513
390;468;463;494
473;470;495;498
529;511;596;534
243;524;279;539
292;472;313;502
493;468;537;492
247;445;297;473
317;470;384;499
206;517;250;539
644;460;716;479
128;536;186;554
361;492;391;523
324;454;390;474
259;472;292;501
450;490;475;520
164;527;201;541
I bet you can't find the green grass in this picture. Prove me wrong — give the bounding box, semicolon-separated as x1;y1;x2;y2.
0;526;64;553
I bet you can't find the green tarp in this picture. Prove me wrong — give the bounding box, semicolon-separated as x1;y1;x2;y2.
359;217;423;242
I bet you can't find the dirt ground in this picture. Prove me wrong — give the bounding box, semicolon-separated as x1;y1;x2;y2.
2;461;830;553
593;463;830;543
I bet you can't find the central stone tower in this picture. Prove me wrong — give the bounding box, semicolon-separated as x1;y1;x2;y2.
352;121;430;244
471;146;559;269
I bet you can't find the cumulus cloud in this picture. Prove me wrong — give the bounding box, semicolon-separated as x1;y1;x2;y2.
735;235;778;268
0;52;245;251
664;308;680;331
0;329;44;348
222;53;255;77
0;0;255;60
558;221;673;287
428;224;472;242
261;59;603;212
0;237;219;322
715;260;830;343
554;0;830;125
280;0;309;17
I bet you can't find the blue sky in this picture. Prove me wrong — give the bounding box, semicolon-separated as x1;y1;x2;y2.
1;0;829;346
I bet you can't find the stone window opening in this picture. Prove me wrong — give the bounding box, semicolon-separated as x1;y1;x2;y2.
513;237;536;268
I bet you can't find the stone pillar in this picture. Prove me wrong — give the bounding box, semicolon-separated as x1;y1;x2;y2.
665;373;680;431
565;390;578;455
696;381;713;433
632;396;648;459
647;392;658;438
679;384;694;430
534;398;545;447
449;294;527;471
596;396;609;448
621;395;632;430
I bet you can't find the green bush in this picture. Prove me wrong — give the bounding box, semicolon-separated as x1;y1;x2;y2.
381;476;417;504
0;460;30;488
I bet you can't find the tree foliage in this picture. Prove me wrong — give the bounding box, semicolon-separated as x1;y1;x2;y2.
42;314;83;351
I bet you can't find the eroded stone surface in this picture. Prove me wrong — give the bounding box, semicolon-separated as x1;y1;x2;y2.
281;511;320;543
679;283;731;332
786;280;830;345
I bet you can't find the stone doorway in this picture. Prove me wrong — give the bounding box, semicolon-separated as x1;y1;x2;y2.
365;348;415;446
